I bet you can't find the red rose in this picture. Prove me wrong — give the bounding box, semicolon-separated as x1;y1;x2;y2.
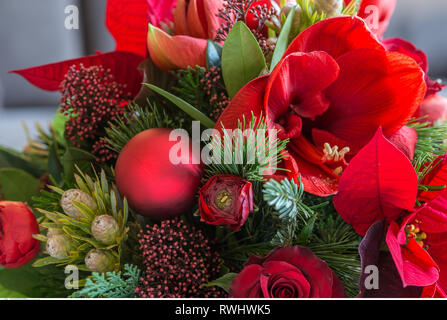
199;175;253;231
230;246;346;298
0;201;40;268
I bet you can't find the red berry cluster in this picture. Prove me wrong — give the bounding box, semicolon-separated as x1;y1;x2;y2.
59;64;131;162
201;67;230;120
135;219;226;298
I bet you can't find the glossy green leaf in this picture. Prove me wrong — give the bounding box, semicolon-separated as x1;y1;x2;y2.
0;146;43;178
61;147;95;179
271;6;296;71
222;22;267;98
202;273;237;293
206;40;223;69
145;84;215;128
0;168;42;202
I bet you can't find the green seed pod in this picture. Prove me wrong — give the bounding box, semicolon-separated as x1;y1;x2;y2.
60;189;97;220
91;215;120;245
313;0;343;17
46;235;73;259
85;249;117;273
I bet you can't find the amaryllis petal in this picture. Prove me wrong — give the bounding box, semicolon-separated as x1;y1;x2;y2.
202;0;225;39
147;24;207;71
10;51;143;97
284;16;384;60
174;0;189;35
320;50;426;152
387;126;417;161
216;75;269;130
106;0;150;57
333;128;419;236
386;219;439;287
265;52;340;124
349;0;397;38
186;0;208;39
146;0;177;27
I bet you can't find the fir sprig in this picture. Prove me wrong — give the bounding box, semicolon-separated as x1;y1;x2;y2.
69;264;141;298
206;114;289;182
342;0;361;15
408;118;447;180
103;103;177;154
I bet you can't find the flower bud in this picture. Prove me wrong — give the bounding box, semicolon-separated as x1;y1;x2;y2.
85;249;116;273
91;215;120;245
60;189;97;220
46;235;73;259
313;0;343;18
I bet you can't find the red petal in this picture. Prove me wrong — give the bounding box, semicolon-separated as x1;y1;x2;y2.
284;16;384;60
387;126;417;161
10;51;143;96
415;190;447;234
216;75;269;130
386;221;439;287
187;0;208;39
383;38;428;73
146;0;176;27
147;25;207;71
106;0;150;57
418;95;447;125
320;50;426;152
174;0;189;35
333;128;419;236
203;0;225;39
265;52;340;122
355;0;397;38
229;264;263;297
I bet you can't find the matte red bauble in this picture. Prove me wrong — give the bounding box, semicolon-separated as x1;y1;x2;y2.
115;128;202;219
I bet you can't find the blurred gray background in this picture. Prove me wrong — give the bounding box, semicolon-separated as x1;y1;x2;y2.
0;0;446;149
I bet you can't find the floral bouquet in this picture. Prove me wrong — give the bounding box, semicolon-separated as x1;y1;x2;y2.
1;0;447;299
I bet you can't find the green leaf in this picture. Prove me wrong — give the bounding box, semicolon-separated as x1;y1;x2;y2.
61;147;95;179
0;284;27;298
206;40;223;69
145;84;216;128
202;273;237;293
222;21;267;98
52;108;68;145
48;142;64;183
270;6;296;71
0;168;42;202
0;146;43;178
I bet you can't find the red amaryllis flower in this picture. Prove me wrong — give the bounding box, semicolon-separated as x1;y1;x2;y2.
199;175;253;231
0;201;40;268
386;190;447;296
218;16;426;196
345;0;396;38
147;0;224;71
383;38;445;98
230;246;346;298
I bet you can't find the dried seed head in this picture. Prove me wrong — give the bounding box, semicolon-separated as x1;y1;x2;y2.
46;235;73;259
60;189;97;220
91;215;120;245
85;249;117;273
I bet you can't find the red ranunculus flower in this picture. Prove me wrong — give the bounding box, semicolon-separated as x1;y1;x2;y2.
199;175;253;231
217;16;426;196
230;246;346;298
0;201;40;268
345;0;396;38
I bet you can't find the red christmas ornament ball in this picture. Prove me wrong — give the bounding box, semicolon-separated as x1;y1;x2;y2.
115;128;202;219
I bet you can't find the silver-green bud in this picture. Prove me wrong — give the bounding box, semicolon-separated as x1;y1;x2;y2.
313;0;343;18
46;235;73;259
280;3;302;35
60;189;97;220
91;215;120;245
85;249;116;273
